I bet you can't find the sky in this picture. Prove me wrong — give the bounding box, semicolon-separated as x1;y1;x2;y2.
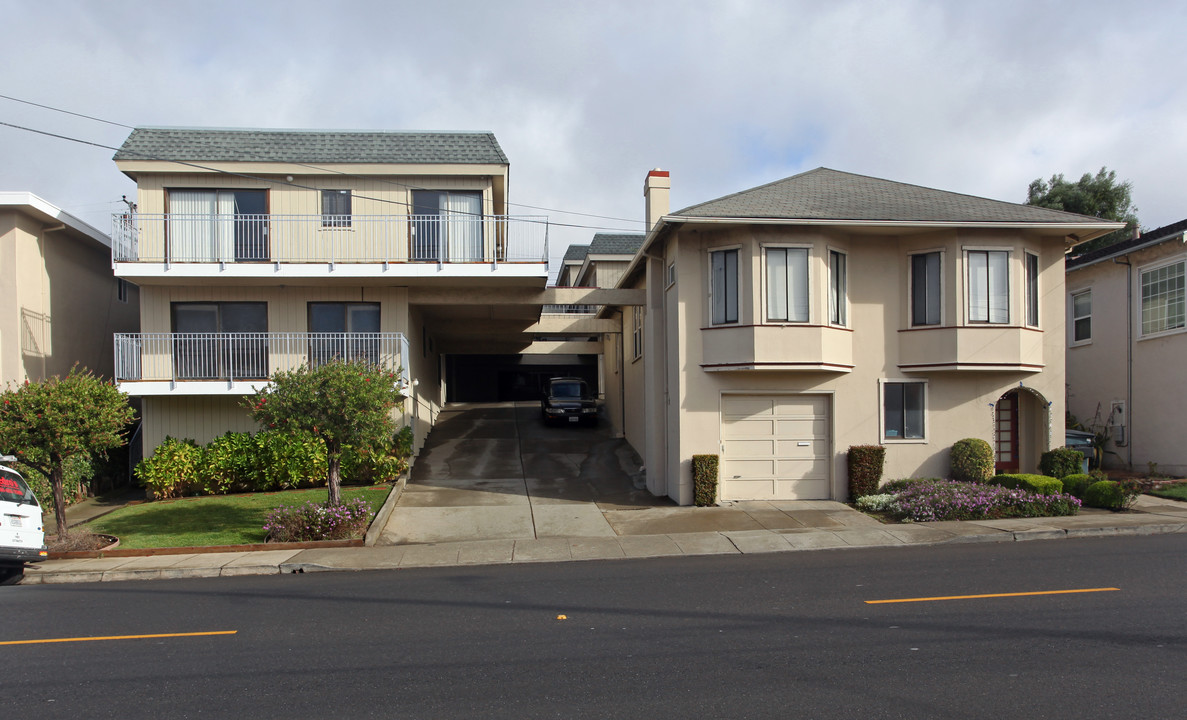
2;0;1183;277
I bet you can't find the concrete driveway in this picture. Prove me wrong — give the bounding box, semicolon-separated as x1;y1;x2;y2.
376;402;884;546
376;402;665;545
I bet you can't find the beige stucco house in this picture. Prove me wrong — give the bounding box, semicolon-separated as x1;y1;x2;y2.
604;169;1122;505
1;192;139;387
1065;219;1187;475
111;127;569;458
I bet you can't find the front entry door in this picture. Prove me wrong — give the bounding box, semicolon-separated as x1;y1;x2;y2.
995;392;1019;473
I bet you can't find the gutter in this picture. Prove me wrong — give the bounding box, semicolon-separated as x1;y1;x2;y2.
1068;231;1187;271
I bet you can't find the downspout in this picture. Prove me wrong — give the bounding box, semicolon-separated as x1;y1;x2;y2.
1113;255;1133;469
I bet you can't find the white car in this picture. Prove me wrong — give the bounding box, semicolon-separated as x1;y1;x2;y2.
1;456;47;581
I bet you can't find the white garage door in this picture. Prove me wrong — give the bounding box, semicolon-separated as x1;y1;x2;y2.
720;394;831;501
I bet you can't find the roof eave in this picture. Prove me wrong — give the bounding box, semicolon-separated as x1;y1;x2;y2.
1067;231;1187;271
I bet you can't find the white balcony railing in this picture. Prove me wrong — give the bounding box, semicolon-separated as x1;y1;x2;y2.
114;332;410;387
112;213;549;265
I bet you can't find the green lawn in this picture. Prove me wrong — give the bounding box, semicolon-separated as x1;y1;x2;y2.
85;486;392;549
1149;482;1187;502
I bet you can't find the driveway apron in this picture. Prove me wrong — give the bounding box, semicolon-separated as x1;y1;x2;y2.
377;402;660;545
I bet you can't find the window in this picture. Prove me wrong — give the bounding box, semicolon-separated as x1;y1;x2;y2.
967;250;1009;324
171;302;268;380
1071;289;1091;344
167;188;267;261
1025;252;1039;327
1140;260;1185;336
632;305;644;360
117;278;129;304
666;262;676;288
321;190;352;228
308;302;381;365
710;249;739;325
766;247;808;322
411;190;483;262
829;249;847;326
883;381;925;441
911;252;941;326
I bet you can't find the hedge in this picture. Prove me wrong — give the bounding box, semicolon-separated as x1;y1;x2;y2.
1039;447;1084;479
847;445;886;500
950;438;994;483
988;473;1064;496
1059;473;1094;499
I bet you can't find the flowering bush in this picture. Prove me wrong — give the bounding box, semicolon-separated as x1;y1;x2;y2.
890;479;1080;522
856;493;898;512
1083;479;1143;511
263;497;373;542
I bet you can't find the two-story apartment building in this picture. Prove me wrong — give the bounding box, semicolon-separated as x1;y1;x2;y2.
1;192;139;386
1065;219;1187;475
609;168;1122;505
111;127;550;458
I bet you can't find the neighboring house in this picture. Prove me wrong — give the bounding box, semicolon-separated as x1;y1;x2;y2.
0;192;139;387
573;233;644;289
606;168;1121;505
110;127;550;458
556;244;589;287
1065;219;1187;475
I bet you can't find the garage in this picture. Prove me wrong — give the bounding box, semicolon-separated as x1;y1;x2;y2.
720;394;832;501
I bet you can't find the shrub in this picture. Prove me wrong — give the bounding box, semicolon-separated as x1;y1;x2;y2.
17;454;94;510
1060;473;1094;499
856;493;898;513
262;497;373;542
135;436;202;499
892;479;1079;522
692;454;718;506
989;473;1064;496
1039;447;1085;478
950;438;994;483
847;445;886;500
201;431;258;494
254;429;328;490
1083;479;1142;511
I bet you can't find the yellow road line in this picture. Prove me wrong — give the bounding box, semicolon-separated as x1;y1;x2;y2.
865;587;1120;605
0;630;237;646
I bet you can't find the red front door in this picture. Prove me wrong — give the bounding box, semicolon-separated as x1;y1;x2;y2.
995;393;1019;473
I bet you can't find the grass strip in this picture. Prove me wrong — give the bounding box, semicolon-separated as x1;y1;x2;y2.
85;486;391;549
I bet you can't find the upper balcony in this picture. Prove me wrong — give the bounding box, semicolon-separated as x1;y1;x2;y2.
111;213;549;282
115;331;410;395
700;324;854;372
897;325;1045;372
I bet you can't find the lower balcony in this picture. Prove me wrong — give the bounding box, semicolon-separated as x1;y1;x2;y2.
700;324;854;372
897;325;1044;372
115;332;410;395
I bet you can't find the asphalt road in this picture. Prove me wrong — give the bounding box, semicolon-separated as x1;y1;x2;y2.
3;535;1184;719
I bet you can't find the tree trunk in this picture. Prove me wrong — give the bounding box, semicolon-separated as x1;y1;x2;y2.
51;460;69;541
327;449;342;506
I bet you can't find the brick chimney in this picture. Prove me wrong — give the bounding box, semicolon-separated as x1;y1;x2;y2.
644;169;670;232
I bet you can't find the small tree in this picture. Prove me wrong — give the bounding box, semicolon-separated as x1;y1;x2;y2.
0;366;135;540
244;359;404;505
1026;167;1139;253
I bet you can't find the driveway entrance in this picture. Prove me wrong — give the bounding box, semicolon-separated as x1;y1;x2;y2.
376;402;663;545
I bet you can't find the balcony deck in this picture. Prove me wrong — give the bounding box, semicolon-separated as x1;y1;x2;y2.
115;332;410;395
112;213;549;281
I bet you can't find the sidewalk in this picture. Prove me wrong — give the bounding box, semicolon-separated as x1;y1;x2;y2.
18;494;1187;585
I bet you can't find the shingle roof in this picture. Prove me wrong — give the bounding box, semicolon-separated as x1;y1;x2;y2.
114;127;508;165
674;167;1110;225
562;244;591;263
1066;218;1187;270
587;233;644;255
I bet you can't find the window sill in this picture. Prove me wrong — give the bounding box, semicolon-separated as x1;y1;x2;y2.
1137;326;1187;342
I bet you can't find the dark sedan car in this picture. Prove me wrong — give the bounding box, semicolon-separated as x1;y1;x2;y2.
541;377;598;426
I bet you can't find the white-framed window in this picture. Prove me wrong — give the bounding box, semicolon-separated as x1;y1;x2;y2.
632;305;644;361
116;278;129;304
1025;251;1040;327
880;379;927;442
321;189;352;228
966;249;1010;324
1070;289;1091;345
829;249;847;326
910;251;942;326
1140;259;1185;337
765;246;809;323
666;262;676;288
709;248;739;325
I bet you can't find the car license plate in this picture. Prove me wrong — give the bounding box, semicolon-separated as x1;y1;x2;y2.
5;515;21;528
568;416;578;423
